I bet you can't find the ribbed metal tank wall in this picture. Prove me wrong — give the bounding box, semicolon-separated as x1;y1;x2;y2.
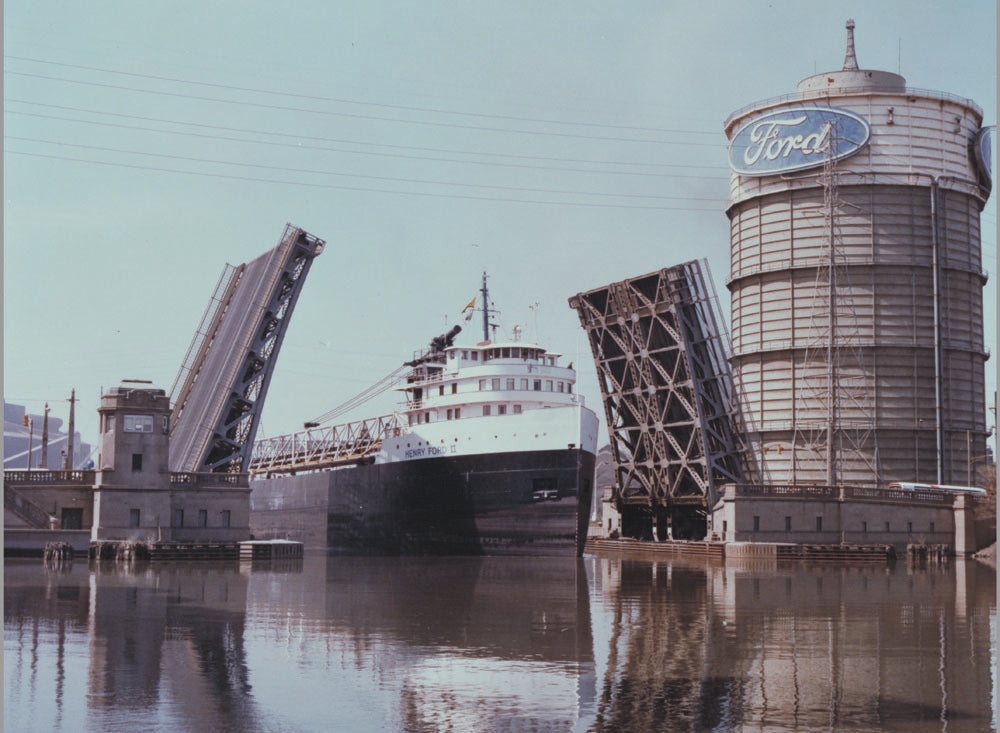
724;22;992;487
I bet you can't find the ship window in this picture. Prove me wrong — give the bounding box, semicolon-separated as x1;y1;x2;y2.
930;521;935;533
557;382;564;392
408;415;414;426
491;378;500;390
479;379;486;391
567;383;572;393
753;515;760;531
815;516;823;532
439;385;445;396
502;348;510;358
221;510;230;529
512;348;520;358
520;379;528;390
173;509;184;528
447;409;453;420
513;405;522;414
198;509;208;528
462;351;469;359
132;454;143;472
546;380;553;391
129;509;140;527
105;414;114;432
483;405;491;416
498;405;507;415
885;521;890;532
449;351;456;360
451;383;457;394
785;516;791;532
507;379;515;390
471;352;478;361
862;521;867;533
424;412;430;423
534;380;541;391
454;408;461;419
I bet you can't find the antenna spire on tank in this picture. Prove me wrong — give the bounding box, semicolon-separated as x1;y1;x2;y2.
842;19;859;71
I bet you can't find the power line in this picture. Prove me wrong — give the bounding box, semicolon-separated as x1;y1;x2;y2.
7;135;730;203
5;54;723;138
7;98;729;170
5;69;727;147
5;149;724;212
5;106;732;181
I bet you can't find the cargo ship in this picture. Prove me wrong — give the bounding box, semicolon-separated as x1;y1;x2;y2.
248;275;600;555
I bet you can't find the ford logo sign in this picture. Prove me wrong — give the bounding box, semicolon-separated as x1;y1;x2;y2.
728;106;871;176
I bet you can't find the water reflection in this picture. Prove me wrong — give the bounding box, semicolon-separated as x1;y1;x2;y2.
589;556;996;732
4;554;995;732
243;555;596;731
5;560;260;732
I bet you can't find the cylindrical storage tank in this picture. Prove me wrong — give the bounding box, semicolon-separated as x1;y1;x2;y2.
724;20;993;487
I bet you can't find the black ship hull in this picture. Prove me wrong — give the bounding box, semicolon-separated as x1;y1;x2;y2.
250;448;596;556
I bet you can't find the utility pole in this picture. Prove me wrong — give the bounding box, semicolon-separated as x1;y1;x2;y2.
40;402;50;468
64;389;77;470
27;417;34;469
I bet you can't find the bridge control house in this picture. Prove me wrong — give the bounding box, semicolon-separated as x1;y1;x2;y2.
92;381;250;543
5;380;251;555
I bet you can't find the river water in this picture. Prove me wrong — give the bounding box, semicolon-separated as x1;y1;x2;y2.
4;552;996;732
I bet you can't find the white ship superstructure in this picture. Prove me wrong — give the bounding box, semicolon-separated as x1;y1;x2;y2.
385;337;599;466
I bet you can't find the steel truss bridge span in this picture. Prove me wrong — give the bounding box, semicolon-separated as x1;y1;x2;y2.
169;224;325;473
249;414;403;476
570;260;760;539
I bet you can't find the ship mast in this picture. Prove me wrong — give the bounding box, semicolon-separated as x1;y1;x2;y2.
480;271;490;342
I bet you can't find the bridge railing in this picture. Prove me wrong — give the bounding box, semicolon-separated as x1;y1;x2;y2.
731;483;957;505
169;472;249;489
4;485;54;528
4;470;96;485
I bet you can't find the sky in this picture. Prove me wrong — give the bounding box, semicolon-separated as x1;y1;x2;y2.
3;1;997;455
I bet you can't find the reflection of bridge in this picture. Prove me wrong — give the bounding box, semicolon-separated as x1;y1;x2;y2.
249;414;403;476
589;555;996;731
169;224;325;473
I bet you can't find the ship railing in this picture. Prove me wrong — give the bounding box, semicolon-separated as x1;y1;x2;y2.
249;414;402;475
401;392;585;412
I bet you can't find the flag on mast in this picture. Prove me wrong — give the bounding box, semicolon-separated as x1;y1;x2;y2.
462;298;476;321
